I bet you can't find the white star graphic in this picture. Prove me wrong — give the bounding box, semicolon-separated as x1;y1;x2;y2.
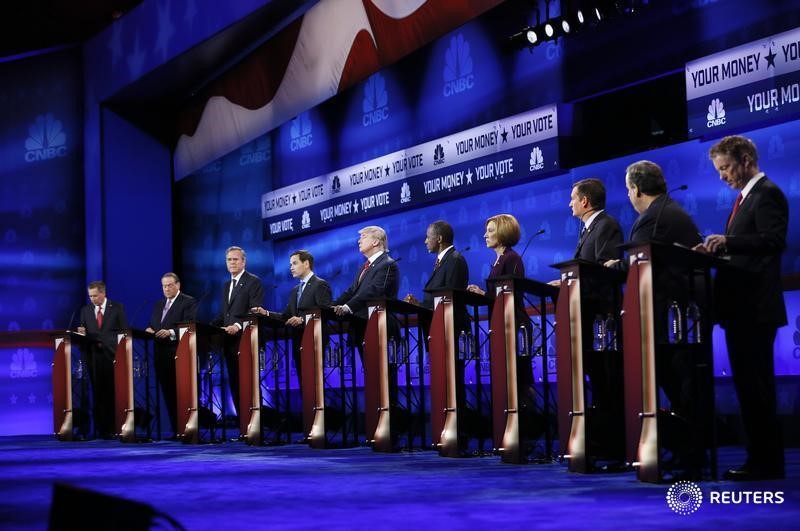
352;201;359;213
466;168;473;185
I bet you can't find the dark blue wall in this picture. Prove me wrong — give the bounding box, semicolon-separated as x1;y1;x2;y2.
101;109;173;326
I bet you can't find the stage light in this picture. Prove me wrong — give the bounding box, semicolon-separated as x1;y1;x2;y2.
526;28;539;45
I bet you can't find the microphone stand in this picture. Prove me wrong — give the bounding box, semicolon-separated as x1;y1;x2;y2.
651;184;688;241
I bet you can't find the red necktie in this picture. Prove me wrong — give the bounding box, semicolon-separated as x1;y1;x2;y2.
96;306;103;328
357;261;370;284
726;193;743;230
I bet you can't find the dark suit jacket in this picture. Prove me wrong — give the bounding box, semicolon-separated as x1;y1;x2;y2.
716;176;788;328
628;195;702;343
629;195;702;248
422;247;469;309
334;252;399;319
486;248;529;328
423;247;469;333
148;292;198;343
211;270;264;327
282;274;333;319
79;299;129;354
575;211;623;263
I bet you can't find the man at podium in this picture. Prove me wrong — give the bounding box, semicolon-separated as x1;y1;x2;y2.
251;250;332;382
211;246;264;420
570;178;623;264
609;160;704;475
76;280;128;439
333;225;399;348
145;272;197;438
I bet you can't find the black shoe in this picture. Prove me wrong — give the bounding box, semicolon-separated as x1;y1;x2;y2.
723;464;784;481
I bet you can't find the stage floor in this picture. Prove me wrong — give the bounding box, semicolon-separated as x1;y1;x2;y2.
0;436;796;530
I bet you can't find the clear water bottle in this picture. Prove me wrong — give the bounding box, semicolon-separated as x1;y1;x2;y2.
258;349;265;372
668;300;683;344
133;353;142;378
604;314;617;351
74;358;84;380
324;345;332;368
686;301;702;344
458;331;468;360
388;338;396;364
517;326;529;357
592;314;606;351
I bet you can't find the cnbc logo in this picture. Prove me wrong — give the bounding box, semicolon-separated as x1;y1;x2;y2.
706;98;726;128
25;113;67;163
433;143;445;166
362;73;389;127
529;146;544;171
290;112;313;151
443;33;475;97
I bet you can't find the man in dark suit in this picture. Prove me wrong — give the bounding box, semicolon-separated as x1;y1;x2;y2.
333;225;399;347
145;272;197;437
77;280;128;438
406;220;469;326
210;246;264;420
608;160;704;475
571;178;623;263
698;136;788;481
252;250;332;380
566;179;624;460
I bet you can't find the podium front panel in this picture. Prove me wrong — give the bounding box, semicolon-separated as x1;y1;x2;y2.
113;332;135;442
238;322;261;445
175;324;199;444
52;336;73;441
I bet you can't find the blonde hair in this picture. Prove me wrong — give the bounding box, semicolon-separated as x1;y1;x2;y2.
486;214;521;247
359;225;388;251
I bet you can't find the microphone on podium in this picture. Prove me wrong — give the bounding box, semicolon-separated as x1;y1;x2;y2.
382;256;402;293
512;228;546;276
65;307;79;332
651;184;688;241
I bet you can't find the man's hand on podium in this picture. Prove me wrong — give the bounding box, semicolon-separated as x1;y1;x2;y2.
603;259;621;268
250;306;269;316
285;316;303;327
403;293;420;305
222;324;240;335
466;284;485;296
332;305;351;316
547;279;561;287
76;326;86;335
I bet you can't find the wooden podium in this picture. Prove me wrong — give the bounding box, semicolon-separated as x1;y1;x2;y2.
363;299;430;453
299;308;360;449
489;276;558;464
113;329;153;443
621;241;720;482
52;330;88;441
237;312;292;446
175;322;224;444
552;259;626;472
427;288;491;457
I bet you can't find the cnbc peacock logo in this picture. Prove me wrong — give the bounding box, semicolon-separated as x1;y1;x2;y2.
25;113;68;163
706;98;726;128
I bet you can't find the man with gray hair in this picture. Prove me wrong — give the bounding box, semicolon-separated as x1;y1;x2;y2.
333;225;399;347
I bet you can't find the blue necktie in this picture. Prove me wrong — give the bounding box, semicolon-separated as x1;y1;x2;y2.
296;281;305;306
